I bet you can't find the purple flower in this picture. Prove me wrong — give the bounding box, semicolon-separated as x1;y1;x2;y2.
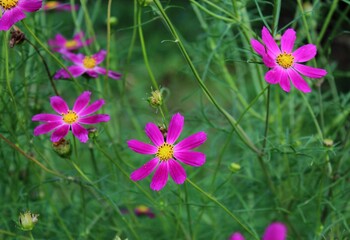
32;91;110;143
43;1;78;11
127;113;207;191
230;222;287;240
134;205;155;218
0;0;42;31
48;32;93;54
251;26;327;93
53;50;122;80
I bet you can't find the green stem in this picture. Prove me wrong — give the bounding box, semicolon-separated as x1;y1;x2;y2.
316;0;339;46
70;160;93;184
186;179;258;239
184;182;193;239
300;93;323;140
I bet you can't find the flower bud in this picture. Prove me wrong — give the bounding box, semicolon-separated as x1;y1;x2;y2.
18;211;39;231
107;16;118;26
88;127;98;140
52;138;72;159
139;0;153;6
10;26;26;48
229;163;241;173
147;89;163;108
323;138;334;147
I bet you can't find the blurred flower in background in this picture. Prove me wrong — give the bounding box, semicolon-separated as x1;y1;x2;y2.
48;32;93;54
43;1;78;11
230;222;287;240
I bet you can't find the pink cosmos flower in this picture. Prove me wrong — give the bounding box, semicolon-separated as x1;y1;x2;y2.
48;32;93;54
53;50;122;80
32;91;110;143
43;1;78;11
251;26;327;93
127;113;207;191
230;222;287;240
0;0;42;31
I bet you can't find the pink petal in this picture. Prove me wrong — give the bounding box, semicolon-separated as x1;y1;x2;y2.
0;8;26;31
78;114;110;124
250;39;266;56
262;54;277;68
281;28;296;53
50;96;69;114
32;113;62;122
85;70;99;78
51;124;70;142
73;32;84;41
73;91;91;113
127;140;158;154
145;123;164;147
71;123;89;143
18;0;42;12
166;113;184;144
278;69;291;92
262;222;287;240
33;122;62;136
93;50;107;64
130;158;159;181
262;26;280;57
64;52;84;64
287;69;311;93
94;67;122;80
150;161;169;191
168;159;186;184
174;132;207;151
54;66;86;79
293;64;327;78
78;99;105;116
230;232;245;240
293;44;317;62
174;151;206;167
265;68;283;84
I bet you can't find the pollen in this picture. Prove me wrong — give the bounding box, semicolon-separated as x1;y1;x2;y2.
83;56;96;69
156;143;174;161
65;40;78;49
276;52;294;69
0;0;19;10
62;110;78;124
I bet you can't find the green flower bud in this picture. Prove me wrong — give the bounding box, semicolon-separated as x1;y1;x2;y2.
107;16;118;26
323;138;334;147
88;127;98;140
147;90;163;108
52;138;72;159
18;211;39;231
229;163;241;173
139;0;153;7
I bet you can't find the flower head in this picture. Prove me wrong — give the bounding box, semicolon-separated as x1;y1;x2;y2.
53;50;122;80
43;1;78;11
251;26;327;93
0;0;42;31
134;205;155;218
230;222;287;240
32;91;110;143
18;211;39;231
127;113;207;191
48;32;93;54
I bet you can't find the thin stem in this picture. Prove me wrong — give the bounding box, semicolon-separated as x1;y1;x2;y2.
184;182;193;239
70;160;93;184
186;179;259;239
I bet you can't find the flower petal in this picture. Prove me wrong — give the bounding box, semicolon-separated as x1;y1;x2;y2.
293;44;317;62
250;39;266;56
174;132;207;151
127;140;158;154
168;159;186;184
150;161;169;191
130;158;159;181
287;69;311;93
145;123;164;147
94;67;122;80
262;222;287;240
174;151;206;167
262;54;277;68
32;113;62;122
166;113;184;144
50;96;69;114
78;99;105;116
281;28;296;53
265;68;283;84
71;124;89;143
33;122;62;136
93;50;107;64
262;26;280;57
0;8;26;31
85;70;99;78
79;114;110;124
51;124;70;142
18;0;42;12
293;64;327;78
279;69;291;92
54;66;86;79
73;91;91;113
230;233;245;240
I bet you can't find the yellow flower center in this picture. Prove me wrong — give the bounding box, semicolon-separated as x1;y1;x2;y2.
45;1;59;9
276;52;294;69
135;205;150;213
156;143;174;161
83;56;96;69
62;110;78;124
65;40;78;49
0;0;19;10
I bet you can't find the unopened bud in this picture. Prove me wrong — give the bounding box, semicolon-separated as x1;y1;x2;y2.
18;211;39;231
52;138;72;158
10;26;26;48
106;16;118;26
88;127;98;140
323;138;334;147
229;163;241;173
139;0;153;6
147;89;163;108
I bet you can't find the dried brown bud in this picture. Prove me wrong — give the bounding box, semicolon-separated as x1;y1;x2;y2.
10;26;26;48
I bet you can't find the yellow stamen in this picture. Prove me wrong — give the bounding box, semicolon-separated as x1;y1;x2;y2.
65;40;78;49
62;110;78;124
45;1;59;9
83;56;96;69
276;52;294;69
156;143;174;161
0;0;19;10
